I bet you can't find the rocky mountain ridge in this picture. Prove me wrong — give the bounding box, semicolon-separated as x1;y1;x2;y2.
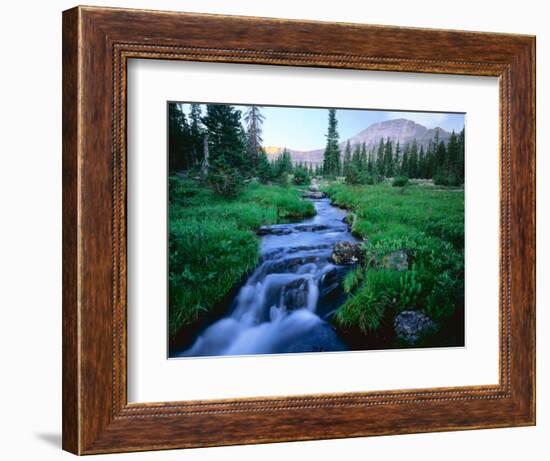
265;118;455;166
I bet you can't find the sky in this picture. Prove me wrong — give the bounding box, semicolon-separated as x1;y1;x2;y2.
180;103;465;152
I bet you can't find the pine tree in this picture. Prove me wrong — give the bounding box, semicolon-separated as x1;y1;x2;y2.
418;145;426;178
435;140;447;176
277;148;293;175
393;142;401;175
202;104;247;171
168;103;190;172
188;103;204;166
383;137;393;177
446;130;459;179
400;144;410;177
360;142;367;171
408;140;419;178
323;109;341;178
343;140;352;177
425;140;434;179
243;106;265;172
257;148;272;184
376;138;385;176
457;128;465;183
367;148;374;173
351;144;364;170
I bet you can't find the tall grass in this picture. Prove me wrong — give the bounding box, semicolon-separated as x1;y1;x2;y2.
169;219;259;337
325;182;464;247
336;268;402;332
168;177;315;339
240;181;315;219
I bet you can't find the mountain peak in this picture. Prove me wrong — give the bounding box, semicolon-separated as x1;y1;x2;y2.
266;118;454;166
349;118;450;149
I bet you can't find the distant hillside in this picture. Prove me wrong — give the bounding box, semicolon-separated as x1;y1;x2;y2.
264;146;322;165
265;118;454;166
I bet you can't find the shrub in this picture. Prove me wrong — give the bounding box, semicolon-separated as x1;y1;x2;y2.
345;164;382;186
345;164;363;185
432;173;448;186
433;173;462;187
363;173;383;185
256;151;274;184
424;262;464;321
293;167;311;186
206;157;242;198
392;176;409;187
277;171;290;187
398;269;422;308
447;174;461;187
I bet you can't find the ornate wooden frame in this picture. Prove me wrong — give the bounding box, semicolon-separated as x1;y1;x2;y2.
62;5;536;455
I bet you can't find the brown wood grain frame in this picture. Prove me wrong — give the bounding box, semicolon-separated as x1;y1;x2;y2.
62;5;536;455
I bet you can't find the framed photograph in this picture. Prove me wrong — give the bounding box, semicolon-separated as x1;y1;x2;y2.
62;6;535;455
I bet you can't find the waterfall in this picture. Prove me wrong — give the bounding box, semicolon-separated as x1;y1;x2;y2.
177;197;358;358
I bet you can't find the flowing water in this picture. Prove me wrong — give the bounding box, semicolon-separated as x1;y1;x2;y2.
175;196;359;358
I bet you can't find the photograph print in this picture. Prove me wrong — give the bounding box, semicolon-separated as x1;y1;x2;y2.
168;102;465;358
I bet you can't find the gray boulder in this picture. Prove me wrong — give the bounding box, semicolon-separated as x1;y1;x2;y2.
394;311;436;344
330;241;364;265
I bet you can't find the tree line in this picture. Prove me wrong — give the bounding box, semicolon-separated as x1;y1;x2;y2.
169;102;271;195
169;103;316;195
169;103;465;198
321;109;465;186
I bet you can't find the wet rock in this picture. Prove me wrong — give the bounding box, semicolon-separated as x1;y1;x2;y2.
282;278;310;310
381;249;409;271
257;223;335;235
263;255;321;275
294;224;331;232
330;241;364;265
321;268;339;286
318;268;343;302
257;225;293;236
394;311;436;345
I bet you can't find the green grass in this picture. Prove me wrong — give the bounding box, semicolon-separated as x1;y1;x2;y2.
325;182;464;247
324;181;464;338
239;182;315;220
335;268;403;333
168;177;315;339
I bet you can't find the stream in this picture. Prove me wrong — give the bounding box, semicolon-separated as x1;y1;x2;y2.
174;194;359;357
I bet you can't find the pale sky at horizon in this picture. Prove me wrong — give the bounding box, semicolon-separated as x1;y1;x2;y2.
178;103;465;151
